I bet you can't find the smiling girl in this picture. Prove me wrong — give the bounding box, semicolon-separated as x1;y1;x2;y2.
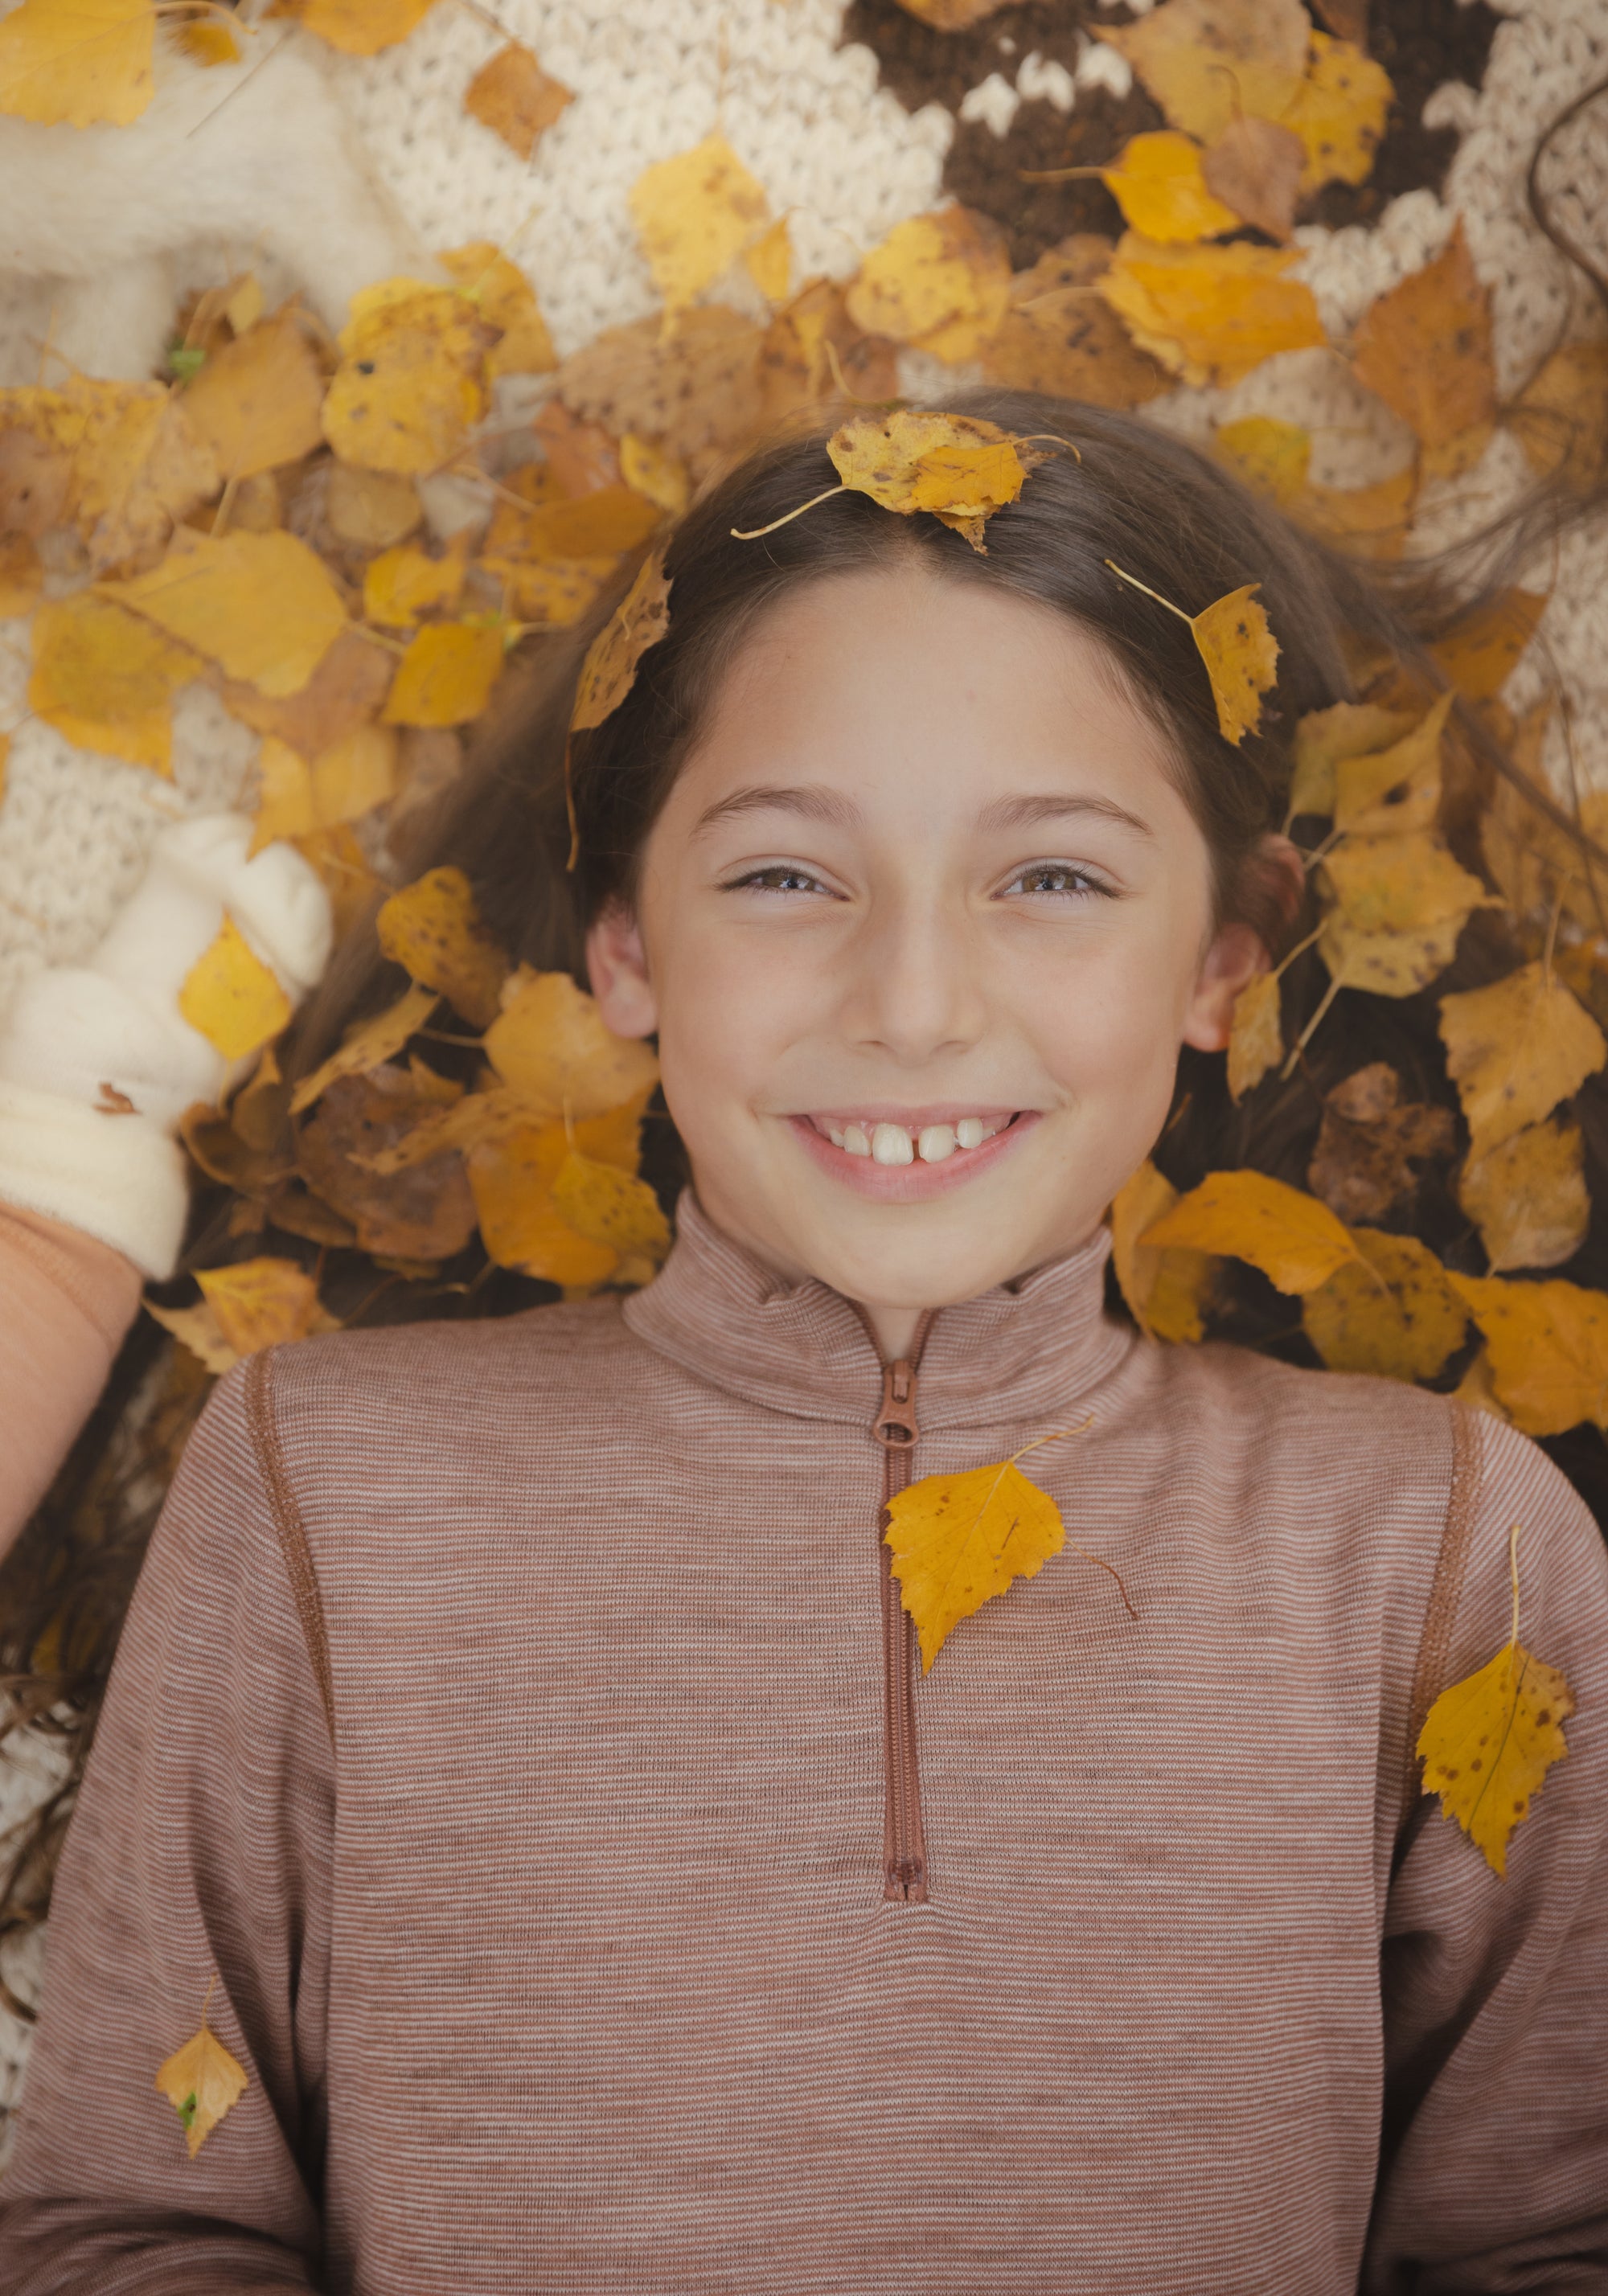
4;396;1606;2294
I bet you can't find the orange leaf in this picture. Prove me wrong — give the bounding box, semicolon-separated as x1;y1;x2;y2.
845;204;1013;365
195;1257;322;1354
1353;222;1495;478
375;865;509;1030
1142;1168;1357;1294
381;621;505;728
1100;233;1325;387
463;40;572;161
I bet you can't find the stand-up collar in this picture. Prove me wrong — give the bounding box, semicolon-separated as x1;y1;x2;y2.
622;1191;1135;1433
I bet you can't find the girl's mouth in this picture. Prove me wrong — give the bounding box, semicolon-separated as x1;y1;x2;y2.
786;1109;1040;1200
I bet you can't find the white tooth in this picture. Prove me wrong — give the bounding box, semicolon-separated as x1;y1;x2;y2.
843;1125;872;1158
872;1122;914;1166
978;1121;999;1141
955;1118;986;1150
827;1126;845;1148
917;1124;956;1162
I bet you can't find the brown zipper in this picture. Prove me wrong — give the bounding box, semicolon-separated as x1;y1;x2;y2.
871;1312;937;1904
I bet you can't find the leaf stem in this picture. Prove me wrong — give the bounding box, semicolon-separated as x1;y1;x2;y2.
731;484;847;539
1105;558;1194;628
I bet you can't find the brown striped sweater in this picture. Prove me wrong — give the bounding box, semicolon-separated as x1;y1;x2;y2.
3;1195;1607;2293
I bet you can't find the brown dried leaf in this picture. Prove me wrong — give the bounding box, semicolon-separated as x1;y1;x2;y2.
1306;1063;1455;1224
571;549;672;732
216;625;394;759
463;40;572;161
1352;223;1495;479
1200;116;1306;241
555;306;767;475
289;981;439;1115
983;236;1168;408
1096;0;1310;146
296;1065;478;1259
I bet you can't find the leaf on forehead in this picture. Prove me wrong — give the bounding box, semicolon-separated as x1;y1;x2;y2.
1419;1630;1573;1878
1109;1159;1214;1343
1286;699;1416;819
462;42;572;162
1094;0;1310;146
322;284;491;478
381;621;505;728
1353;223;1495;479
1215;414;1311;506
1227;971;1283;1102
178;916;293;1063
885;1449;1072;1674
630;133;771;314
100;527;347;698
375;866;509;1030
1459;1118;1590;1276
1283;31;1393;191
1101;235;1325;387
28;592;199;775
1508;340;1608;494
1300;1226;1466;1383
818;410;1046;554
1449;1273;1608;1437
484;969;659;1120
1200;116;1306;241
439;244;556;379
289;982;439;1117
265;0;440;55
982;236;1168;410
0;0;154;127
571;550;672;733
178;310;326;484
844;204;1013;365
363;539;468;629
295;1065;478;1261
1192;584;1278;744
155;2015;249;2159
1099;131;1238;244
1142;1168;1358;1295
1438;961;1607;1160
1331;691;1453;838
1429;589;1547;703
1306;1062;1455;1225
195;1257;322;1355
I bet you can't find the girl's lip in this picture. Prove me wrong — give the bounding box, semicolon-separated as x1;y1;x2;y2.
785;1110;1042;1201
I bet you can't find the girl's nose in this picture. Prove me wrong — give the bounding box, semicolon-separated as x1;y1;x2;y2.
839;896;987;1065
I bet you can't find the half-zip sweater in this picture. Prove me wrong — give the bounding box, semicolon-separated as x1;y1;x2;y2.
3;1191;1607;2292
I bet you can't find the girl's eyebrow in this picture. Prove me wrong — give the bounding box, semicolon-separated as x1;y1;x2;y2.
694;783;860;834
978;792;1155;838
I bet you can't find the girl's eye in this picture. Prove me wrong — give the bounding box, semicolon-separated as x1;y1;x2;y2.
725;864;829;896
1002;862;1114;900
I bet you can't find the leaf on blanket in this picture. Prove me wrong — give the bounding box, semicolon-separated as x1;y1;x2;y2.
28;591;199;773
439;244;557;379
267;0;441;56
1100;235;1326;387
1097;132;1239;244
463;40;573;162
844;203;1012;364
178;310;327;484
630;133;772;315
1352;221;1496;478
100;527;347;697
322;284;492;477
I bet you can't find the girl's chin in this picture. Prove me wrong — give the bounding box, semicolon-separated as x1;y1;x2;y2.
785;1110;1041;1202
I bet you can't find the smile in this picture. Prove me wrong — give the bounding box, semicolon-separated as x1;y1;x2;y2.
786;1108;1040;1199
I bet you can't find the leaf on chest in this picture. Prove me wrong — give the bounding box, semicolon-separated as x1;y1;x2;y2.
155;1992;248;2159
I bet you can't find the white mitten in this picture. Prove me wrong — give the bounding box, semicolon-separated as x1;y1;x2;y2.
0;814;333;1279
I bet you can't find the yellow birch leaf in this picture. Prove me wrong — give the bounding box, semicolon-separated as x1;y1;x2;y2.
322;285;490;477
885;1449;1067;1672
807;410;1044;556
99;527;347;698
175;17;237;62
67;383;220;575
620;433;690;519
289;981;439;1115
1458;1119;1590;1275
1353;223;1495;479
1450;1273;1608;1437
0;533;43;616
178;310;326;483
1109;1159;1213;1343
438;244;557;379
844;205;1013;364
1321;831;1490;938
1287;700;1416;819
486;485;661;563
1096;0;1309;147
266;0;438;55
1438;961;1607;1158
1100;233;1325;387
325;464;420;551
744;215;792;304
1417;1526;1573;1876
1293;465;1417;562
462;42;572;161
363;540;467;628
1101;131;1239;244
1300;1226;1466;1381
466;1120;618;1285
249;736;315;853
571;550;673;732
552;1150;671;1263
145;1294;239;1375
29;592;198;774
1319;909;1468;998
178;916;292;1061
1227;970;1282;1101
484;967;659;1121
1282;31;1393;193
1214;414;1311;506
381;621;504;728
0;0;154;126
1192;584;1279;745
1429;589;1547;703
375;864;509;1030
154;2016;248;2159
310;721;396;827
484;553;612;627
1508;340;1608;494
1331;691;1453;838
195;1257;321;1355
1200;115;1306;241
1143;1167;1358;1294
630;133;770;314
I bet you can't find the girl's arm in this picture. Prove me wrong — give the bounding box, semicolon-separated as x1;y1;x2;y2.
0;1354;333;2289
1368;1412;1608;2290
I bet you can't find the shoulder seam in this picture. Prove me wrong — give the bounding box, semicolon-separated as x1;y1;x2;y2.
1399;1400;1482;1826
242;1347;337;1750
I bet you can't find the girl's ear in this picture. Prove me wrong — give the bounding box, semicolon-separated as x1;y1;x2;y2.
1180;834;1305;1053
585;901;658;1039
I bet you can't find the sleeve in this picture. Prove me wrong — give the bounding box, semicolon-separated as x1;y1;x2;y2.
1365;1409;1608;2292
0;1353;334;2293
0;1202;143;1556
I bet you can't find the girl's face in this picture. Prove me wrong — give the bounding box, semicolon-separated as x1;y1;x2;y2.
589;565;1272;1349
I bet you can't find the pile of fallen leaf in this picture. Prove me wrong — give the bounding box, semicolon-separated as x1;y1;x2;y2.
0;1;1606;1523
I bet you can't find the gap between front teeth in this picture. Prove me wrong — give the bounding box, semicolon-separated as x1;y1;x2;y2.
825;1118;1001;1163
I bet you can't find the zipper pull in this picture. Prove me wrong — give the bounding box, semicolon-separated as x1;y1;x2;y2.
873;1359;919;1449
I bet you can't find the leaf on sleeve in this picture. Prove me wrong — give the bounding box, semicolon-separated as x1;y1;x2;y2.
156;2007;249;2160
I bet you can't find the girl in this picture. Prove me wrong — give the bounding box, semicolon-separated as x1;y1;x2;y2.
2;395;1605;2293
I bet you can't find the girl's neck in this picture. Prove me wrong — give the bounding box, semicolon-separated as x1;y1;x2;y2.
858;1302;926;1363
